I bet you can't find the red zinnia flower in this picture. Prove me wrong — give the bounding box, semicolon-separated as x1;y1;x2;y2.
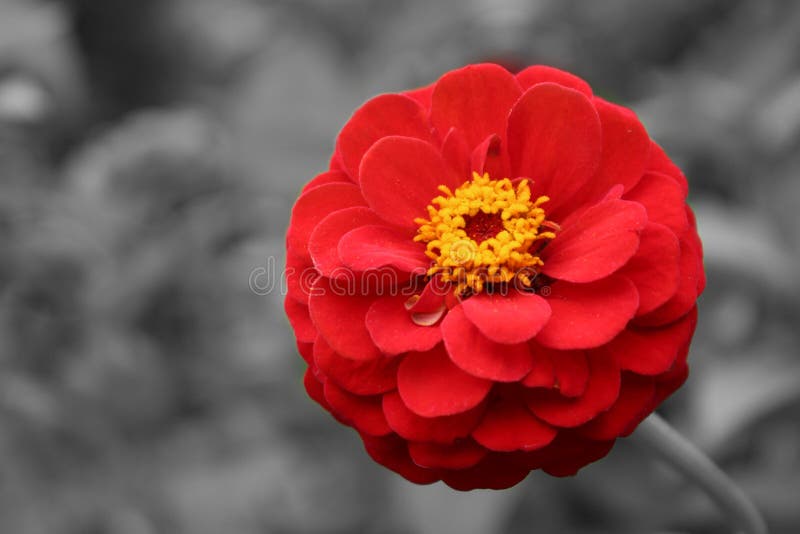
284;63;704;490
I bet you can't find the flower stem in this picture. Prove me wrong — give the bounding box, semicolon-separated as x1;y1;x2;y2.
631;413;768;534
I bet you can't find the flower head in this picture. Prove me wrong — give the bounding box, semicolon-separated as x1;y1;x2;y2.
415;172;555;294
285;64;704;490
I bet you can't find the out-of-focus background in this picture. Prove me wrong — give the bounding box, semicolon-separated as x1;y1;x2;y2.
1;0;798;532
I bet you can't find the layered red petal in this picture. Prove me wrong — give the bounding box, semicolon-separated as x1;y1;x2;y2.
359;136;461;230
521;348;556;388
536;275;639;350
361;433;440;485
313;336;398;395
533;432;615;477
550;348;590;398
336;93;432;181
286;183;367;260
338;225;430;274
442;305;533;382
307;277;380;361
442;453;531;490
471;396;557;452
515;65;592;97
471;134;510;179
296;340;314;365
284;297;317;343
408;440;487;470
440;127;470;177
365;294;443;355
459;289;551;344
301;169;352;193
541;199;647;283
308;207;385;276
303;367;330;411
397;345;492;417
507;83;602;214
635;232;703;327
618;222;681;315
568;97;650;207
324;380;391;436
579;373;656;440
382;391;485;444
613;307;697;375
285;252;318;304
403;83;435;110
525;350;621;428
646;141;689;196
624;171;689;236
430;63;522;149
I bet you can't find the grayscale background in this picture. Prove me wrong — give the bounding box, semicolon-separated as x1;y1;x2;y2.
1;0;798;533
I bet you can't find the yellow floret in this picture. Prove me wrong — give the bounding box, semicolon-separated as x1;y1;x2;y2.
414;172;556;295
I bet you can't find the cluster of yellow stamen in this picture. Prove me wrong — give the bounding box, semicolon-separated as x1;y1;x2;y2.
415;172;557;295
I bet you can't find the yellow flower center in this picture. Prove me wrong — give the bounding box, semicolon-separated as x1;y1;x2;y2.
415;172;557;295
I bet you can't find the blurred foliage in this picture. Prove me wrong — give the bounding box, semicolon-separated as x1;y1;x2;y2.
1;0;799;533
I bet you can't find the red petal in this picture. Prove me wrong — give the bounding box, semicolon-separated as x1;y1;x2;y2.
313;336;398;395
569;97;650;207
523;344;589;396
296;340;314;365
618;222;681;315
579;373;656;440
442;452;530;490
635;232;703;327
284;297;317;343
338;225;430;274
329;150;344;172
440;127;470;178
521;348;556;388
442;305;533;382
285;252;318;305
536;275;639;350
365;294;443;355
301;170;352;193
646;141;689;197
308;207;385;276
408;440;487;469
307;277;380;361
336;93;432;182
542;199;647;283
507;83;602;214
359;136;461;230
430;63;522;150
613;307;697;375
532;432;615;477
324;380;391;436
550;348;590;398
470;134;510;179
406;279;448;314
472;397;557;452
397;345;492;417
654;366;689;409
548;182;625;238
286;183;367;260
460;290;551;344
689;216;706;295
515;65;592;97
404;82;435;111
382;391;485;444
525;350;621;428
651;336;691;406
304;367;331;411
624;171;689;236
361;433;440;485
